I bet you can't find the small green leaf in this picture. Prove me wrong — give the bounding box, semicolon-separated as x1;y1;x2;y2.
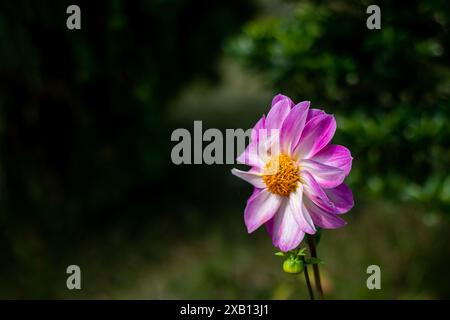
275;252;285;257
297;247;307;256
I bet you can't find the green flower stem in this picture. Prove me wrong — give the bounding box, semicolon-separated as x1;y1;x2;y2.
307;235;324;300
301;256;315;300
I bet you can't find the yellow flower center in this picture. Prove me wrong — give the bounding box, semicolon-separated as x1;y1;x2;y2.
263;154;300;197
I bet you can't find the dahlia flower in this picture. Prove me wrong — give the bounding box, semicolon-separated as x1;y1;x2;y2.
232;94;354;252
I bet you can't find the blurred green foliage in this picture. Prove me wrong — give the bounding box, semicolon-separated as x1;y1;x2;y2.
229;0;450;213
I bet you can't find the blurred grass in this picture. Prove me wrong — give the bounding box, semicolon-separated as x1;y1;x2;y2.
50;199;447;299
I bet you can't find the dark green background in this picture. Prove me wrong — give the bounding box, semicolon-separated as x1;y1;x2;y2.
0;0;449;299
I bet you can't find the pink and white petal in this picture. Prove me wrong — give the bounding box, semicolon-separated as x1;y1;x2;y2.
236;142;265;168
324;183;354;214
280;101;310;155
311;144;353;176
301;170;336;213
300;159;346;189
263;131;282;161
272;199;305;252
288;184;316;234
293;114;337;160
306;108;326;122
265;217;274;238
231;168;265;188
236;116;267;168
271;94;294;108
265;96;292;130
243;135;280;169
251;115;266;140
303;197;347;229
244;188;283;233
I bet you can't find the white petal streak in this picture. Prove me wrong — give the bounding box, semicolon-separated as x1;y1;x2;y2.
244;189;282;233
300;159;345;189
289;184;316;234
272;197;306;252
231;168;265;188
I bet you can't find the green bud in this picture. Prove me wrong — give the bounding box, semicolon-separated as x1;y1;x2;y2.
283;258;304;274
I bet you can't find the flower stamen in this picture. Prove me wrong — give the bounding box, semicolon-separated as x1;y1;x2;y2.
263;154;300;196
